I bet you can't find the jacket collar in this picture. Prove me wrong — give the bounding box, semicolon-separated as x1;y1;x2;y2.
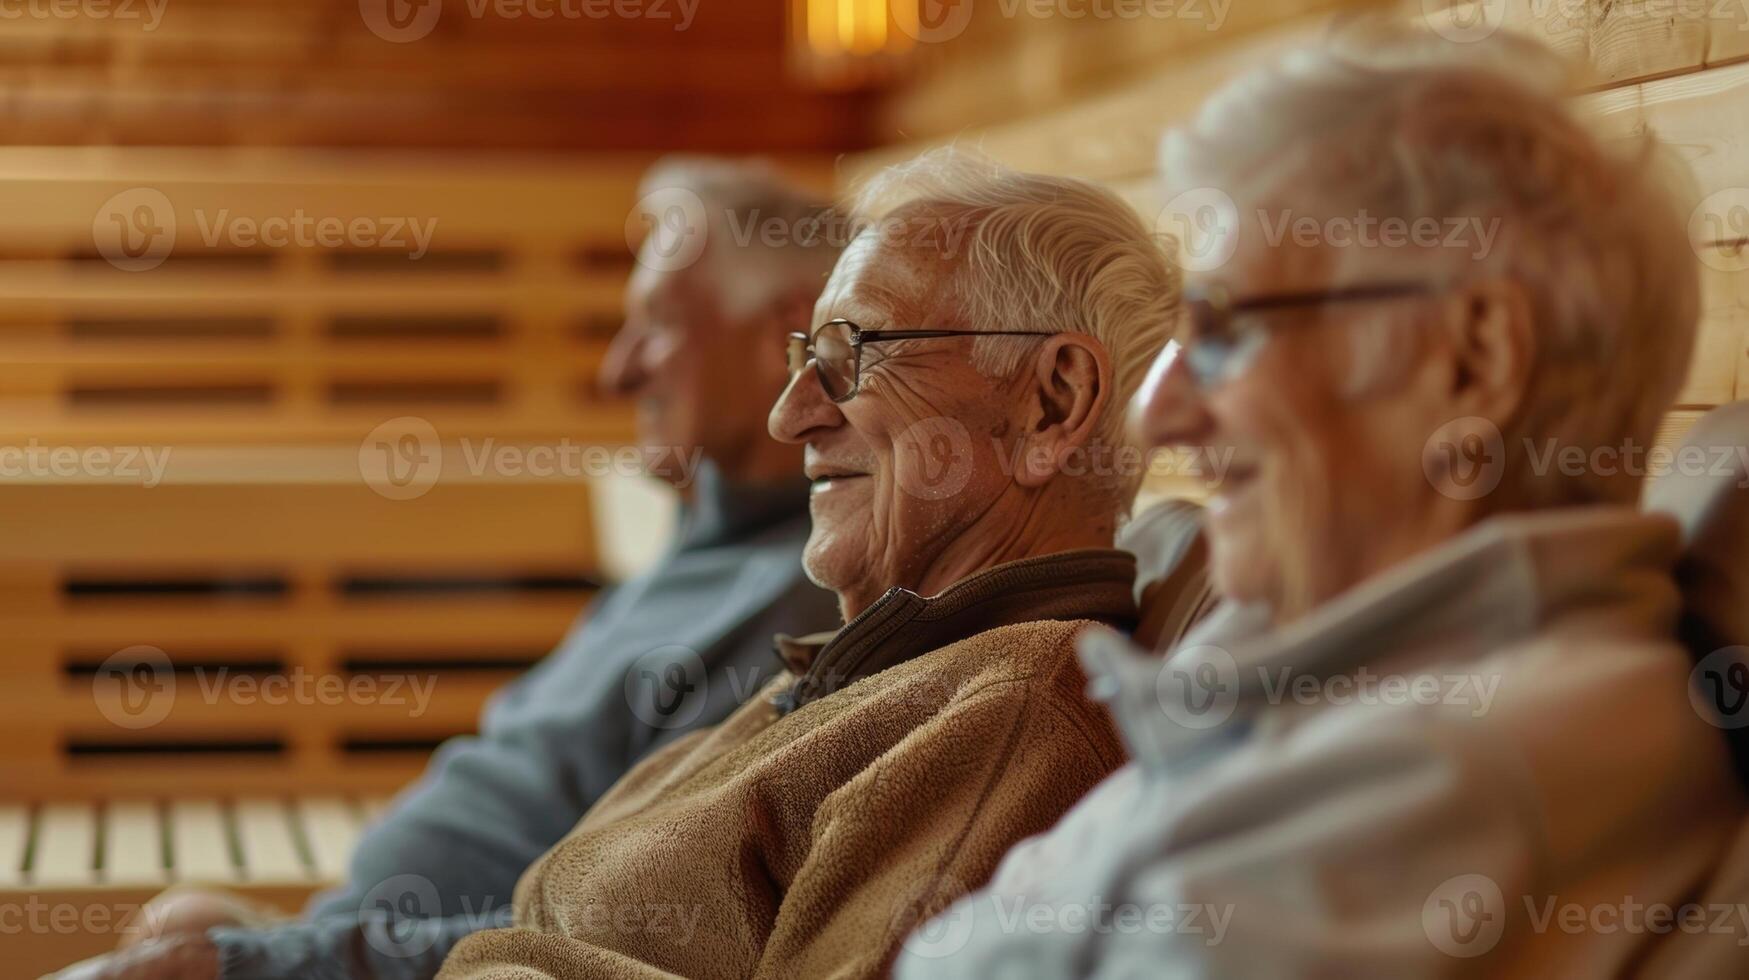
772;548;1139;715
1082;506;1684;770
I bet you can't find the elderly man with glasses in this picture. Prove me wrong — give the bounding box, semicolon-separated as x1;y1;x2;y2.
896;27;1746;979
434;151;1180;980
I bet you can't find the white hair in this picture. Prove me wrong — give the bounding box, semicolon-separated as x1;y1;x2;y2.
1162;23;1701;506
851;148;1182;507
638;156;846;321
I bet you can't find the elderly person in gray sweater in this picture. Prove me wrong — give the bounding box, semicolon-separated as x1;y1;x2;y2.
898;28;1747;978
61;158;843;980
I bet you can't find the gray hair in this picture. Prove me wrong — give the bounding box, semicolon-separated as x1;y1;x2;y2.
851;148;1182;508
1162;24;1700;506
638;156;846;321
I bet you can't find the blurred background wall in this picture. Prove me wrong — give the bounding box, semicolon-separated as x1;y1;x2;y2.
1;1;1745;964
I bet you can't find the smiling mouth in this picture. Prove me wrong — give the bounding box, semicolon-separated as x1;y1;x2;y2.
808;472;869;492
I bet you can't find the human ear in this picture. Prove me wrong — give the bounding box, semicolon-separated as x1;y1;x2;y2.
1013;333;1112;489
1441;278;1535;425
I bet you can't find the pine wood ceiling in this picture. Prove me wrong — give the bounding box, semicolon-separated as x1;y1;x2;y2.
0;0;877;151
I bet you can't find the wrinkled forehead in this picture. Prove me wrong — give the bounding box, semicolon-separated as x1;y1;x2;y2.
815;210;965;329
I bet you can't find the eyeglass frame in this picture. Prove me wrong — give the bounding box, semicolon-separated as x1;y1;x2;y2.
1181;281;1439;388
786;318;1053;403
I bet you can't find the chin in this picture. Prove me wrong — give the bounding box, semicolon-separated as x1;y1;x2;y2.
1208;534;1274;608
800;526;858;595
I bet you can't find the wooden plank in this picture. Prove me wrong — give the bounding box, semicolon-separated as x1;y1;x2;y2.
31;802;97;886
856;15;1345;184
235;798;309;883
1709;9;1749;65
0;148;831;249
102;800;168;886
1424;1;1711;88
0;269;623;319
295;797;362;882
0;483;598;565
1582;60;1749;201
169;798;239;884
0;803;28;886
878;0;1391;139
1696;262;1749;405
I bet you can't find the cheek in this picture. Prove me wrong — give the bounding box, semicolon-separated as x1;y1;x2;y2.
1205;351;1353;602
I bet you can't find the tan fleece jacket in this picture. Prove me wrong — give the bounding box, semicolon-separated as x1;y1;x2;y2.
437;549;1137;980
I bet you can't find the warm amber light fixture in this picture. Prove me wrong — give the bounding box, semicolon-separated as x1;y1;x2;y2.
790;0;921;88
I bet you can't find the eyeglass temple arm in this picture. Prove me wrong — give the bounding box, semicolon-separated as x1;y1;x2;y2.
1231;282;1434;314
852;329;1050;344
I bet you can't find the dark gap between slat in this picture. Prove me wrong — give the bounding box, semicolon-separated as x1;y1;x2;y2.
66;316;278;341
64;576;290;600
326;314;502;341
338;736;451;755
65;739;287;757
326;381;500;405
324;249;505;273
67;384;276;408
337;573;597;598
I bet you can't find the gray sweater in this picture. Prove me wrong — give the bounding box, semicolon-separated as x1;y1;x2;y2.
212;467;838;979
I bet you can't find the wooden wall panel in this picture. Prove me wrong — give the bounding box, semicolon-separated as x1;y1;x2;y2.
0;149;757;801
1423;0;1719;87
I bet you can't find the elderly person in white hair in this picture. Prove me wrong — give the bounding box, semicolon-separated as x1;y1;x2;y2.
435;151;1179;980
897;29;1745;979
